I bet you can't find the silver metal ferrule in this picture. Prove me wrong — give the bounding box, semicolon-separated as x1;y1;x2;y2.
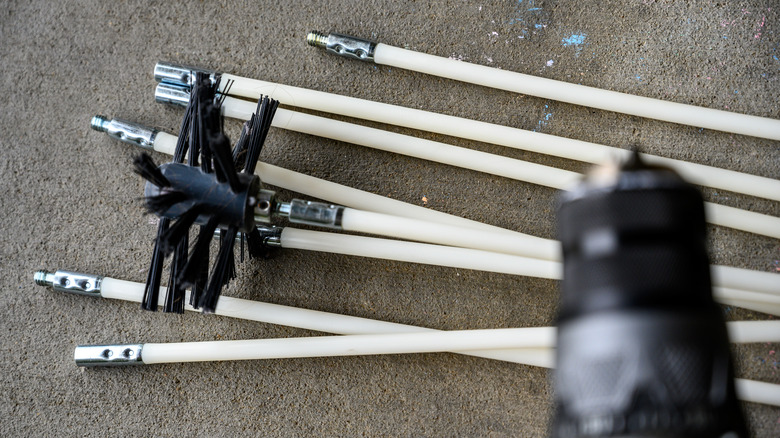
284;199;344;229
90;116;157;150
34;270;102;297
252;189;277;224
154;61;219;87
255;225;283;247
74;344;144;367
307;31;377;62
155;82;191;107
214;225;283;248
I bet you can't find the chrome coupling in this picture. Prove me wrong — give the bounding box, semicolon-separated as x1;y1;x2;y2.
90;116;157;150
282;199;344;229
155;82;191;107
306;31;377;62
34;270;102;297
252;189;278;223
255;225;283;248
74;344;144;367
154;61;219;88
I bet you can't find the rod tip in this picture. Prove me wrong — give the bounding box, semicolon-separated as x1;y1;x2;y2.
90;115;110;132
74;344;144;367
33;270;54;287
306;31;328;48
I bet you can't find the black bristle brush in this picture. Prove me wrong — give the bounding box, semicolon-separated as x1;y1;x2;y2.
135;73;279;313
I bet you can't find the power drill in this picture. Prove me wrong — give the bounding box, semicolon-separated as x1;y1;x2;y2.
553;153;748;437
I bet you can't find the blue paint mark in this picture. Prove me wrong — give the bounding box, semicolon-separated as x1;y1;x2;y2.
734;90;739;94
509;0;547;38
533;104;553;132
562;34;586;46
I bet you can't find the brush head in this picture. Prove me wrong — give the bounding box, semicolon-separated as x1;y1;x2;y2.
143;162;260;233
137;72;280;313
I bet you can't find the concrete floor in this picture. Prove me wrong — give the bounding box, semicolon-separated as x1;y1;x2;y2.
1;0;778;436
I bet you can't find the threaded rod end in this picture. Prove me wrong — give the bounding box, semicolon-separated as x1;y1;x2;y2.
34;270;54;287
91;115;109;132
307;31;329;48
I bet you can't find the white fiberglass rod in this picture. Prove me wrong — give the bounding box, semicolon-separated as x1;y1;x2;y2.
307;32;780;142
41;271;779;364
38;270;778;358
73;336;780;406
281;228;780;307
48;272;777;406
338;208;559;260
47;272;552;367
154;62;780;202
215;95;780;240
281;227;561;280
145;128;779;299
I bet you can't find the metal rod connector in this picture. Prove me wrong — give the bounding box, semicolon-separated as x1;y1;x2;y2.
286;199;344;229
90;116;157;150
306;31;377;62
34;269;103;297
75;344;144;367
155;83;191;107
154;61;219;88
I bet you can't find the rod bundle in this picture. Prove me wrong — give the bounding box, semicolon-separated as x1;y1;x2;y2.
153;76;780;240
95;118;780;316
155;62;780;202
72;33;779;428
34;270;780;407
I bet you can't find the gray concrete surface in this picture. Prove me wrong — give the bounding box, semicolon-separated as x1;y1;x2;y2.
1;0;778;436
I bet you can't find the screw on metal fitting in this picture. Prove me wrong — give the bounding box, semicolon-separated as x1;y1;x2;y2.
34;269;103;297
90;116;158;150
256;225;283;248
91;115;110;132
306;31;377;62
34;270;55;287
74;344;144;367
306;31;329;48
286;199;344;229
154;62;219;88
155;82;192;107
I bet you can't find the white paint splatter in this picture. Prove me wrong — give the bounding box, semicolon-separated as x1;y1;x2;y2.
546;59;554;67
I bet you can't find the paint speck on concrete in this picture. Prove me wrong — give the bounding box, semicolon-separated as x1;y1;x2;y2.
562;34;586;46
533;103;553;132
546;59;554;67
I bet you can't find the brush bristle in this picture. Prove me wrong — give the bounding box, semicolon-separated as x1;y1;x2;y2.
141;218;170;311
178;217;219;305
144;191;187;216
243;96;279;174
158;205;203;255
198;227;237;313
133;153;170;187
164;237;188;314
